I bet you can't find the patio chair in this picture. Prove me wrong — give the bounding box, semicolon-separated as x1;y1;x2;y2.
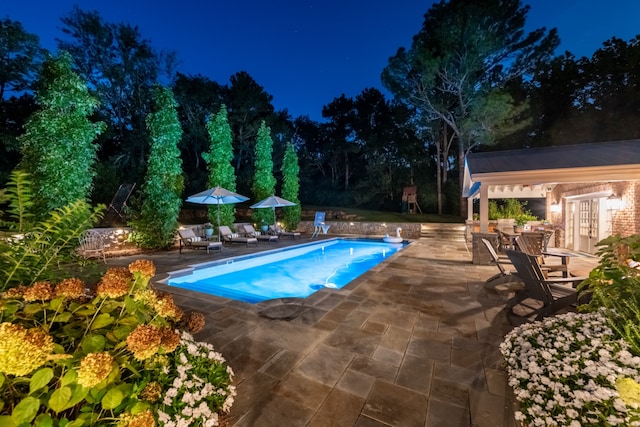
243;224;278;244
219;226;258;246
78;230;107;263
177;228;222;254
269;224;301;239
311;212;329;238
481;238;519;286
516;232;568;277
505;250;585;320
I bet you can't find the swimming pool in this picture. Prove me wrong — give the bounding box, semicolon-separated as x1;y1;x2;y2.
166;238;407;303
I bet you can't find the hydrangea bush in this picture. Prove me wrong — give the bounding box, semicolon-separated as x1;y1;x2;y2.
0;260;235;427
501;311;640;426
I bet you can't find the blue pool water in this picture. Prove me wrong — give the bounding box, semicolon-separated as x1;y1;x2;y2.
166;238;407;303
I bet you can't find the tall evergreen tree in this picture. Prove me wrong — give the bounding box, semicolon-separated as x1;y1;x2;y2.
251;121;276;227
281;142;301;230
18;51;104;218
133;84;183;248
202;104;237;228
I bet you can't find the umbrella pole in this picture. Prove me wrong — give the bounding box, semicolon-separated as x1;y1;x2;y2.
217;203;221;241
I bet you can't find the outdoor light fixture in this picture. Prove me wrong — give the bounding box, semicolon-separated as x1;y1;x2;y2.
607;193;622;211
550;202;561;213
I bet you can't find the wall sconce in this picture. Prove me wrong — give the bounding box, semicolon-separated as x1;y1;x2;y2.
550;202;561;214
607;193;622;211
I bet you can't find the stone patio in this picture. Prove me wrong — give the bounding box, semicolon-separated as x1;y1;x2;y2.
106;236;598;426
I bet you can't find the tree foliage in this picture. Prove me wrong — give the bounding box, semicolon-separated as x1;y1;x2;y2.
18;51;105;218
280;143;301;230
251;121;276;226
202;104;237;228
131;84;183;249
0;18;46;100
382;0;558;215
172;73;225;195
58;6;177;196
227;71;276;193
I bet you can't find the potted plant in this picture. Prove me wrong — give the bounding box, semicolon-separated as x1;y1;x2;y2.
203;222;214;238
513;215;528;233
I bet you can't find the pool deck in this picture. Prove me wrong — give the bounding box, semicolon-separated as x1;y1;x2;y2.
106;236;598;426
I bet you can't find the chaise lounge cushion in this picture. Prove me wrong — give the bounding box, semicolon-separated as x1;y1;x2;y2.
177;228;222;254
244;225;279;243
219;226;258;246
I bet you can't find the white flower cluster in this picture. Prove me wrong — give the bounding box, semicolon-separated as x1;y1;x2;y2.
500;310;640;426
158;330;237;427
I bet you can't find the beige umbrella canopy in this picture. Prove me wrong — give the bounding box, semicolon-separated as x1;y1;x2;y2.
249;195;296;229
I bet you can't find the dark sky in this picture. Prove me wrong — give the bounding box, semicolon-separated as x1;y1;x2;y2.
3;0;640;121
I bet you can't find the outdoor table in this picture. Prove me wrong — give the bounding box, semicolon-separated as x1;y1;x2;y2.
542;248;573;278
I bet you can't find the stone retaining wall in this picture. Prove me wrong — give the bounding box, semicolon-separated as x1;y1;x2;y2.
294;221;422;239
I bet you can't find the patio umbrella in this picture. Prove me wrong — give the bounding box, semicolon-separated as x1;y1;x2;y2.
185;187;249;240
249;195;296;230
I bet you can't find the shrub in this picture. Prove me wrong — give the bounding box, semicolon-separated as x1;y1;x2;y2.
0;170;104;291
501;311;640;426
580;234;640;355
0;260;235;426
488;198;537;222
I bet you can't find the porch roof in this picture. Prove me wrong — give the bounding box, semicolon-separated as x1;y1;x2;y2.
464;140;640;198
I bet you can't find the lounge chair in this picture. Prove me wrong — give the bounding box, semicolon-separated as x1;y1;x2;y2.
177;228;222;254
310;212;329;238
219;226;258;246
505;250;585;320
269;224;301;239
481;238;518;286
78;230;107;263
516;232;568;277
243;224;278;243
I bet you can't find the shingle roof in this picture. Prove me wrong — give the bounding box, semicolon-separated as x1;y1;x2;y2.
466;140;640;174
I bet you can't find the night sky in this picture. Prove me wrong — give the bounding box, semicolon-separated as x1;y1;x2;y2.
3;0;640;121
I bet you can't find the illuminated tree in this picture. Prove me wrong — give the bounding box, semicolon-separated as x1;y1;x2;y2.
280;143;301;230
251;121;275;227
202;104;237;227
133;84;183;248
18;52;104;218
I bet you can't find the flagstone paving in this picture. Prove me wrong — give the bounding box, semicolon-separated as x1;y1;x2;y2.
106;236;598;426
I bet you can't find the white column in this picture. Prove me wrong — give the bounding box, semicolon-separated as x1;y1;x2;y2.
479;184;489;233
467;197;474;221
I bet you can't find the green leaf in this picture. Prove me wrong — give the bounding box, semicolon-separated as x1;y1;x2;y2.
89;313;114;330
11;396;40;424
65;384;89;410
111;324;134;341
51;312;72;322
0;373;5;388
49;297;64;311
29;368;54;394
65;420;87;427
49;386;72;413
22;303;44;315
74;307;97;316
0;416;17;427
124;295;137;313
60;369;77;386
34;413;53;427
101;387;124;409
80;334;106;353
